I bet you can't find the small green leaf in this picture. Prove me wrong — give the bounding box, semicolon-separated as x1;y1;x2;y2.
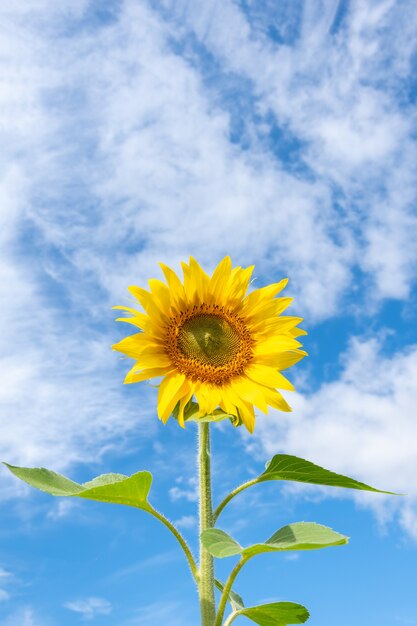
236;601;309;625
243;522;348;558
201;528;242;557
202;522;348;559
215;579;244;611
260;454;395;494
3;463;153;511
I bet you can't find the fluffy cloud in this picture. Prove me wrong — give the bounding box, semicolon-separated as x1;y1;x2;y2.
252;335;417;539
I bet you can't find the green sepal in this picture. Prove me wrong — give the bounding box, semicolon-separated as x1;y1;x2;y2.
259;454;397;494
235;601;309;625
172;399;239;425
3;463;153;511
215;579;244;611
201;522;348;559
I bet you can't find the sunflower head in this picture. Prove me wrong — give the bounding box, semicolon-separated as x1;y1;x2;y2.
113;257;307;432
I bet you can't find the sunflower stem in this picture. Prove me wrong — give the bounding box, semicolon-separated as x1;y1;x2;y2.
198;422;216;625
214;557;249;626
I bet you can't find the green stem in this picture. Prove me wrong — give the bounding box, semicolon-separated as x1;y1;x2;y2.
149;508;199;583
199;422;216;625
213;478;258;523
214;557;249;626
222;611;239;626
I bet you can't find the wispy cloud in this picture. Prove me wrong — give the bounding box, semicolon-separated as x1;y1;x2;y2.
1;606;54;626
122;600;194;626
106;549;179;582
0;566;13;603
64;597;112;620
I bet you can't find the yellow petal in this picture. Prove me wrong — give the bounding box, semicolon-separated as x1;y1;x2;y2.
189;256;210;303
209;256;232;301
177;389;193;428
241;279;288;311
124;364;173;384
247;297;294;322
128;285;170;323
112;333;152;359
148;278;172;312
256;350;308;369
251;316;303;335
254;336;302;356
291;327;308;337
135;351;172;369
181;261;199;305
219;387;239;416
159;262;186;307
195;383;221;415
246;364;295;391
157;373;187;422
238;399;256;433
262;387;292;412
227;265;254;306
233;378;269;413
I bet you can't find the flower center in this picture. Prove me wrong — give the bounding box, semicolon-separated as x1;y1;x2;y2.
178;314;241;367
165;304;254;385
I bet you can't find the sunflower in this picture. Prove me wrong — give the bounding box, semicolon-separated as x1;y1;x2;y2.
113;257;306;432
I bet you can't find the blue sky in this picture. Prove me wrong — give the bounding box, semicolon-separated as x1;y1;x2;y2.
1;0;417;624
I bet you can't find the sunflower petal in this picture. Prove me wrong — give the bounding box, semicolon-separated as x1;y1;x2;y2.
238;399;256;433
256;350;307;369
209;256;232;301
124;365;173;384
157;374;187;422
246;364;295;391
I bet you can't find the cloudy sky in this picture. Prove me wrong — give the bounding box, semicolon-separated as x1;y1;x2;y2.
1;0;417;624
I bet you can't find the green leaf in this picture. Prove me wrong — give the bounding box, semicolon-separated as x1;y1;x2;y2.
201;528;242;557
260;454;395;494
243;522;348;558
3;463;153;511
215;579;244;611
202;522;348;559
236;601;309;625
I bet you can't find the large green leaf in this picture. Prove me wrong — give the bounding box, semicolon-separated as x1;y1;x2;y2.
202;522;348;559
215;579;244;611
3;463;153;511
202;528;242;557
236;601;309;625
260;454;394;494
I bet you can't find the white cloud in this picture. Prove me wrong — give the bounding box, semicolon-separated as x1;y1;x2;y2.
174;514;197;529
1;607;53;626
252;335;417;540
46;499;77;521
0;566;13;602
122;600;193;626
0;568;12;580
162;0;417;302
64;597;112;620
169;477;198;502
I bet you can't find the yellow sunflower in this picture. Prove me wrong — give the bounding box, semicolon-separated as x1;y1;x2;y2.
113;257;306;432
